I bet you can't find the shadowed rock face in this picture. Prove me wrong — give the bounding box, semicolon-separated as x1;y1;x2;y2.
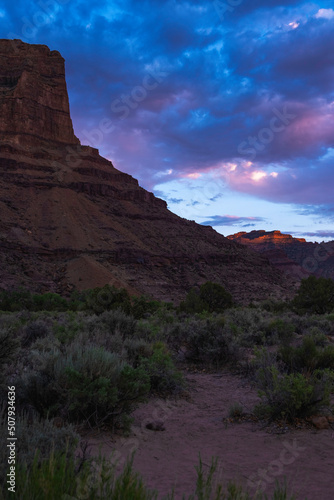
0;40;293;303
0;39;79;147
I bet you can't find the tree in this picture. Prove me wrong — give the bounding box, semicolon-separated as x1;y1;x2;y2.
84;284;131;314
180;282;233;314
292;276;334;314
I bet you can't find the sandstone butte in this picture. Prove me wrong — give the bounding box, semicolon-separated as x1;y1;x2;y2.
228;230;334;282
0;39;294;303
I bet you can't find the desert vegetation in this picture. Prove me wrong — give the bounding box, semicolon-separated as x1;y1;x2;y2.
0;277;333;498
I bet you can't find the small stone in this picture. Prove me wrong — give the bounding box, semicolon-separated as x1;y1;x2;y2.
145;420;165;431
309;416;330;430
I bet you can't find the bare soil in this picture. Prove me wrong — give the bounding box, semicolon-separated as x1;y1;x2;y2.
84;371;334;499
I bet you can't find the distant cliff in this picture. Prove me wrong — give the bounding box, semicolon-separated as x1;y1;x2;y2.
228;230;334;281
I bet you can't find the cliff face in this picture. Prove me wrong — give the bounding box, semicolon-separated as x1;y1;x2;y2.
228;231;334;281
0;39;79;147
0;40;293;303
229;230;306;247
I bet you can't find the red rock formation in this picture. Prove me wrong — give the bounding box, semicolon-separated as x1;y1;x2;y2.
0;39;79;147
228;231;334;281
0;40;294;303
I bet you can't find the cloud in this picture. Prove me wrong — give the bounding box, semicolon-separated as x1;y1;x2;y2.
167;198;184;205
315;8;334;20
200;215;266;227
302;231;334;239
1;0;334;229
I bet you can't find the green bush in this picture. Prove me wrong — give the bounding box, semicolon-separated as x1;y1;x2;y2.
264;319;295;345
0;289;69;312
17;344;150;429
99;309;136;337
228;402;244;419
131;295;162;319
170;316;238;367
0;402;79;485
180;282;233;314
0;288;33;312
199;282;233;313
124;337;153;366
22;319;51;347
223;308;271;347
292;276;334;314
53;315;81;345
140;342;183;394
279;335;334;373
31;293;68;312
0;449;296;500
83;285;132;315
255;364;332;421
0;450;158;500
260;299;290;313
0;329;19;367
0;329;19;384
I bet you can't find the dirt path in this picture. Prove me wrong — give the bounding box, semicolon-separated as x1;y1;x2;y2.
85;372;334;499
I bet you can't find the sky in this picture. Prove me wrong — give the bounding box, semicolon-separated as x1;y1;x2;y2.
1;0;334;242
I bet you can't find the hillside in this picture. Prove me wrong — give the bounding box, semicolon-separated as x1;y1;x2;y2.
228;230;334;282
0;40;293;303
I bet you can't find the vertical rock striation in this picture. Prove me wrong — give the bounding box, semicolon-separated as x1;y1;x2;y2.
0;39;79;147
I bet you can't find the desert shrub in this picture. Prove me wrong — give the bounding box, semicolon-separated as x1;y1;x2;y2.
22;319;51;347
83;285;132;315
170;315;238;367
0;329;19;386
180;282;233;314
99;309;136;337
79;310;136;339
131;295;162;319
285;312;333;335
292;276;334;314
317;345;334;370
0;329;19;368
0;311;29;331
0;449;158;500
260;299;290;313
187;456;295;500
134;308;178;345
279;335;334;373
16;343;150;429
263;319;295;345
0;402;79;484
179;288;207;314
0;447;297;500
52;313;82;344
73;315;137;358
31;293;68;312
0;288;33;311
223;308;270;347
0;289;71;312
228;402;244;419
306;327;328;346
199;282;233;313
140;342;183;394
255;364;333;421
124;337;153;366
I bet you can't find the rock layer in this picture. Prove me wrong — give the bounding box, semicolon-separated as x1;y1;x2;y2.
228;230;334;281
0;40;293;303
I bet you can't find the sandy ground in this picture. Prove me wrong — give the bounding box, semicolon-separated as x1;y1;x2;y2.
84;372;334;499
